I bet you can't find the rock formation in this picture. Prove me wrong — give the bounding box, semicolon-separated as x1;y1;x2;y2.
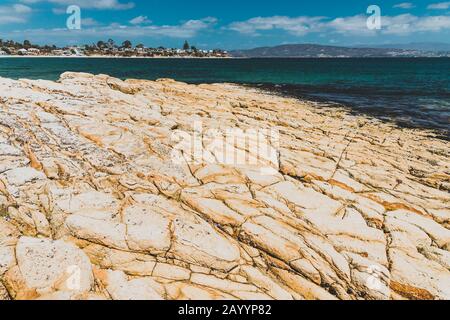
0;72;448;300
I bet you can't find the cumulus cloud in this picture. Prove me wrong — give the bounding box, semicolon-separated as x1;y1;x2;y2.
382;14;450;34
4;17;218;41
129;15;152;25
228;14;450;37
0;4;32;25
427;2;450;9
81;18;100;26
328;15;373;35
393;2;416;9
20;0;135;10
227;16;326;36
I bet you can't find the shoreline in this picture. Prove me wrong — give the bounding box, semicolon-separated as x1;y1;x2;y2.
246;83;450;141
2;55;450;59
0;55;234;59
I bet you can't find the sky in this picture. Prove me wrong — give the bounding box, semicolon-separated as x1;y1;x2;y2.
0;0;449;49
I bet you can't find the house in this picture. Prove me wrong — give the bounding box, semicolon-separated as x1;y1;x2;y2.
51;50;64;56
68;47;83;56
0;50;7;56
18;48;28;55
27;48;40;55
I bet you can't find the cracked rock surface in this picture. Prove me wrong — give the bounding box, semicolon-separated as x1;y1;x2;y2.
0;72;449;300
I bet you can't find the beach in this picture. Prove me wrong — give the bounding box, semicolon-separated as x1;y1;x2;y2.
0;55;232;59
0;72;449;300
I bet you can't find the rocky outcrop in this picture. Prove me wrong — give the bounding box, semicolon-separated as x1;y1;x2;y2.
0;72;448;300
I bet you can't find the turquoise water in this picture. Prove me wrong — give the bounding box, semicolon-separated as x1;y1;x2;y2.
0;57;449;136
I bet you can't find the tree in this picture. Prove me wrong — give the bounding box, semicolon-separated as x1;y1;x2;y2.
107;39;115;48
136;43;145;49
191;46;197;52
122;40;132;49
183;40;190;50
23;40;31;48
97;41;106;49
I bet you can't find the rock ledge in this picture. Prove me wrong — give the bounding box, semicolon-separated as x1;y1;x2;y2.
0;72;449;300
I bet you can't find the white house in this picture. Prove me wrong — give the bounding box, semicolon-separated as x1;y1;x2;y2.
18;48;28;55
27;48;40;55
68;47;83;56
51;50;64;56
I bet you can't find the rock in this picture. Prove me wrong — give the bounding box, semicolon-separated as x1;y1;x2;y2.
124;204;172;254
152;263;191;281
0;73;448;300
3;167;46;186
239;266;294;300
66;215;128;250
4;237;93;299
96;269;164;300
0;220;19;276
0;282;10;300
271;268;338;300
182;196;245;227
171;215;241;271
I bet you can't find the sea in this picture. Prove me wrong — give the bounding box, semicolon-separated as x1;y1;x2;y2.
0;57;449;138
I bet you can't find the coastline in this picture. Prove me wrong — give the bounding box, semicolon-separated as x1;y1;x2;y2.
247;83;450;141
0;55;234;59
0;72;448;300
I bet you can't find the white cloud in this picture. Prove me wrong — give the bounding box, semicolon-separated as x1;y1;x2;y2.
227;16;326;36
228;14;450;37
393;2;416;9
129;15;152;25
427;2;450;9
20;0;135;10
81;18;100;26
0;4;32;25
4;17;218;42
328;15;374;35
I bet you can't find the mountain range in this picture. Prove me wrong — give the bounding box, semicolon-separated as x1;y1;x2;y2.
357;42;450;52
230;43;450;58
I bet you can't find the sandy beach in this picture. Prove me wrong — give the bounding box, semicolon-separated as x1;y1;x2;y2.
0;72;449;300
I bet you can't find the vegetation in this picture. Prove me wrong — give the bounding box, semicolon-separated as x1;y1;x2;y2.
0;39;229;57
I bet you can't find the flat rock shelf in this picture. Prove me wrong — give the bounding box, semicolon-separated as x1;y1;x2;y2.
0;72;449;300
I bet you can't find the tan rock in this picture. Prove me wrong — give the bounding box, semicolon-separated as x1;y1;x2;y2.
98;270;164;300
171;216;241;271
0;73;448;300
4;237;93;299
152;263;191;281
124;204;172;254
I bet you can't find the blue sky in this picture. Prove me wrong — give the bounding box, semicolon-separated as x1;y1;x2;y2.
0;0;449;49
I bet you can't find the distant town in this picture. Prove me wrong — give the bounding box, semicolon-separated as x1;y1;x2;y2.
0;39;230;58
1;40;449;59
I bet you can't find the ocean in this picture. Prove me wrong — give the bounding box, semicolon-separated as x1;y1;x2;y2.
0;57;449;137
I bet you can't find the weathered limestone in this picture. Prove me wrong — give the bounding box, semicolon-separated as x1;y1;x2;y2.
3;237;94;299
0;73;448;300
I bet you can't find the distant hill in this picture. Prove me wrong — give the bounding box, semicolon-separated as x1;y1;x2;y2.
358;42;450;52
230;44;450;58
